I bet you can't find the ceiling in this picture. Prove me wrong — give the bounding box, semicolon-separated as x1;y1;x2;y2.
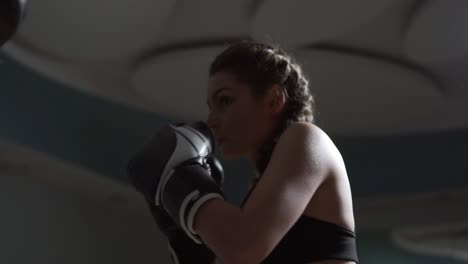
3;0;468;136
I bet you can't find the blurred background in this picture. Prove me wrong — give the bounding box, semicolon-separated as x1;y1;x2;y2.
1;0;468;263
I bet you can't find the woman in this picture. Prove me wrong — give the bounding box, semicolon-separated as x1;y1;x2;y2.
193;41;359;263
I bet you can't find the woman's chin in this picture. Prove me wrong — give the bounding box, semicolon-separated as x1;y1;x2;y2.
220;151;235;160
219;147;240;160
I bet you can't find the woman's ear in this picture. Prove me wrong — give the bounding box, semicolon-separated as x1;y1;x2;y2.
268;84;286;115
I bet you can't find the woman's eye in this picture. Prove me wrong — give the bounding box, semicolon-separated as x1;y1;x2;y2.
219;96;232;106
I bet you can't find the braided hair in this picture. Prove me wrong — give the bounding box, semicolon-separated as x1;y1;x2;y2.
209;40;316;175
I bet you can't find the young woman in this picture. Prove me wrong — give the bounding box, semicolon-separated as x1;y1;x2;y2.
194;41;358;263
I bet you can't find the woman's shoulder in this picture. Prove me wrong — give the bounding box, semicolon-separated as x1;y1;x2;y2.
285;121;325;133
284;122;343;165
283;122;333;145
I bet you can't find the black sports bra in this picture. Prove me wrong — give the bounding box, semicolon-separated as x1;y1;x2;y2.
241;181;359;263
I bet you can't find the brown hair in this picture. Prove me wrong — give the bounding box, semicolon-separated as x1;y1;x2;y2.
209;40;315;175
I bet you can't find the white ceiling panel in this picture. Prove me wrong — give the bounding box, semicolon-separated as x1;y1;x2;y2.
131;46;225;120
15;0;176;62
252;0;396;47
154;0;251;45
296;49;444;134
405;0;468;64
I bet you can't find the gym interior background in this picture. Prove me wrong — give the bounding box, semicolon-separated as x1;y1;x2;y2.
1;1;467;263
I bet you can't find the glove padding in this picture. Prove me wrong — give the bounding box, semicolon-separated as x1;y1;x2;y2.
127;121;224;243
161;162;224;243
141;155;224;264
147;203;217;264
143;155;224;237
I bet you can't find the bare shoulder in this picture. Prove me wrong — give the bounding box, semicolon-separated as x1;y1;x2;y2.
282;122;337;156
283;122;329;141
281;122;345;174
288;122;334;140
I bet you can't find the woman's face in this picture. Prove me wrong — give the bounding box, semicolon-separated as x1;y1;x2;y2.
206;71;277;160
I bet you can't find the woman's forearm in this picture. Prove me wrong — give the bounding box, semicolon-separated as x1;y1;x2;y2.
193;199;257;263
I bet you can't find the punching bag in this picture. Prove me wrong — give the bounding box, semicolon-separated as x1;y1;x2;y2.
0;0;27;46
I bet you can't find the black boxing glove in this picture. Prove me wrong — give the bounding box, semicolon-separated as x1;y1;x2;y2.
146;203;217;264
127;121;225;243
205;155;224;188
137;155;224;264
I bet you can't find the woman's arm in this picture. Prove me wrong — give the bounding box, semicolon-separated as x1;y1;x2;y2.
194;122;331;263
194;199;248;264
